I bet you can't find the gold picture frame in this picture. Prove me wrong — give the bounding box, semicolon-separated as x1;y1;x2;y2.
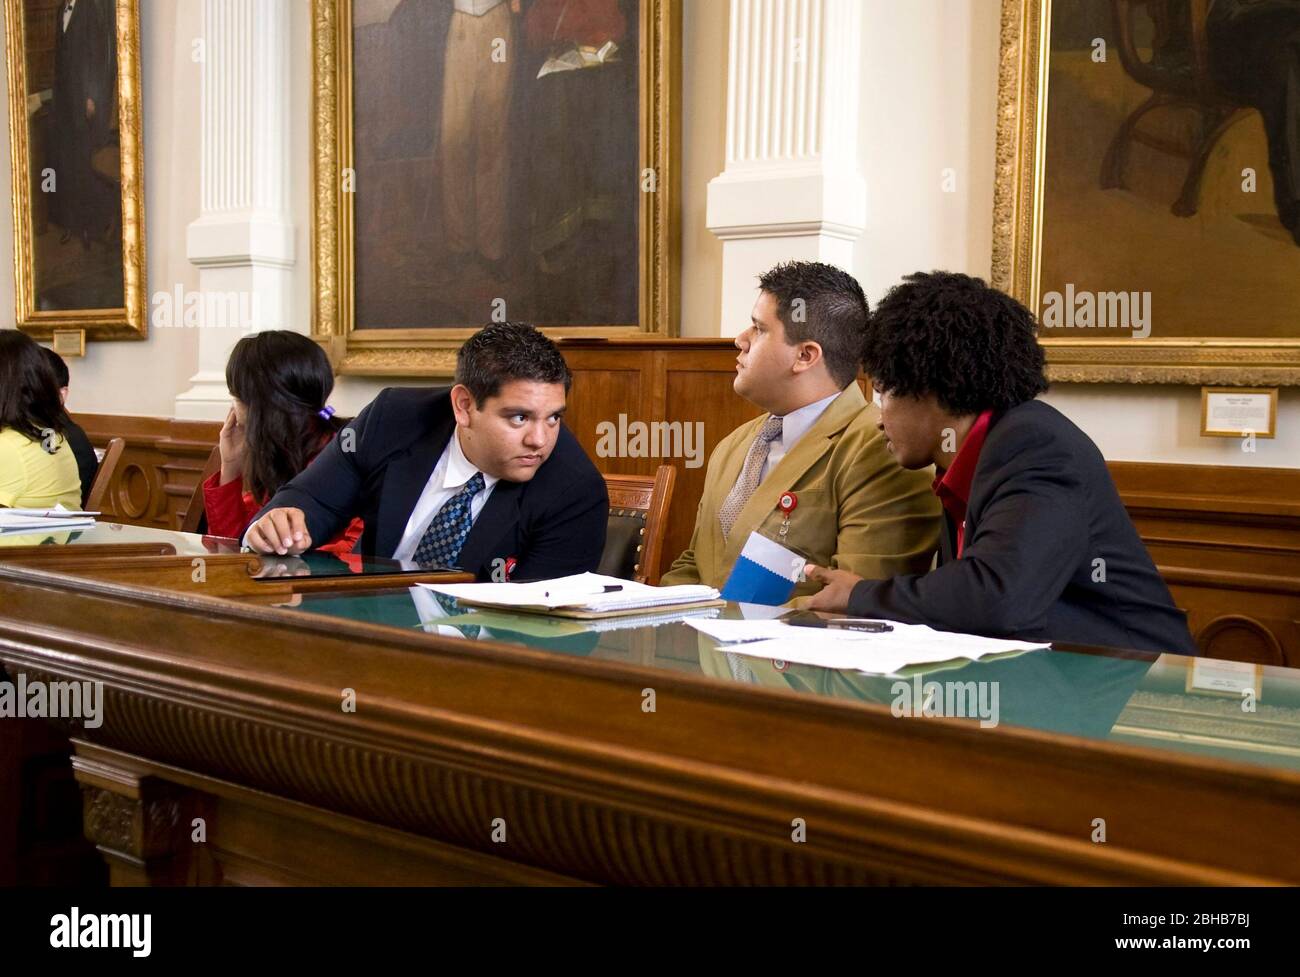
992;0;1300;385
311;0;681;377
3;0;146;341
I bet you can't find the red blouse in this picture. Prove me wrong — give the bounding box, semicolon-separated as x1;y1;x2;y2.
202;438;364;555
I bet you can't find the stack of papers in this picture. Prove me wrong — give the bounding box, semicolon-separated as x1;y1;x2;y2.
423;572;722;618
686;617;1049;675
0;507;98;535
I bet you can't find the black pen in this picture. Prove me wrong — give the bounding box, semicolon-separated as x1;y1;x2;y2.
543;584;624;598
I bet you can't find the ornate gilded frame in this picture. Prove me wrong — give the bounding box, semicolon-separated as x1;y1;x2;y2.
992;0;1300;384
3;0;147;341
311;0;681;377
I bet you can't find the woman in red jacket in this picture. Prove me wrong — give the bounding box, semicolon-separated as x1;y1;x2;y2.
203;331;363;555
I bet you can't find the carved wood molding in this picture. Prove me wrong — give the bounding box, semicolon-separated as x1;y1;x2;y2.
73;413;222;529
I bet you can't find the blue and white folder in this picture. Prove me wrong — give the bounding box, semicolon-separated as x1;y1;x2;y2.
720;532;804;605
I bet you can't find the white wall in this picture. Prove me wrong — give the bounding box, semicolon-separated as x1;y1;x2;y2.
2;0;1294;468
857;0;996;300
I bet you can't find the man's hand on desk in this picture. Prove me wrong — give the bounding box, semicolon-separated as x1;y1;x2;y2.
803;564;863;614
245;507;313;556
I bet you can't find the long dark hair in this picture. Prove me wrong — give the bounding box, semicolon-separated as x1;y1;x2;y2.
225;331;341;501
0;330;72;448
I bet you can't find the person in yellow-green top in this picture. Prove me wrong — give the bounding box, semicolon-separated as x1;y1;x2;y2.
0;330;82;510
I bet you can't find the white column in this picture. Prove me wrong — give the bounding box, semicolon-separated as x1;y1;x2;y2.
174;0;295;419
706;0;865;336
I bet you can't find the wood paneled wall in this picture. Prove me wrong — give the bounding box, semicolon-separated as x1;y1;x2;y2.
1110;462;1300;667
562;340;765;570
76;414;220;531
74;339;1300;665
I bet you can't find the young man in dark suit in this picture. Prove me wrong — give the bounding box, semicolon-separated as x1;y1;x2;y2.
244;321;608;582
804;271;1196;655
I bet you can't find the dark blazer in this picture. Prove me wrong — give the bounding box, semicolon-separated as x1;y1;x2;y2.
847;400;1197;655
63;420;98;507
255;387;609;581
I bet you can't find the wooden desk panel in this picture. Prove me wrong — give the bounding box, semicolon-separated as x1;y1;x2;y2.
1;549;474;599
2;565;1298;886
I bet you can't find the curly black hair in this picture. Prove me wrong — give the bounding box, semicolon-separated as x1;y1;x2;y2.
456;321;572;406
757;261;869;389
863;271;1048;413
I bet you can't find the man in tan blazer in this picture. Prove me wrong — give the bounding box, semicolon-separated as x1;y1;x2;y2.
661;261;939;599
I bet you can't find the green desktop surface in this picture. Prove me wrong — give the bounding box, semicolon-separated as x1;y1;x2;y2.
283;587;1300;774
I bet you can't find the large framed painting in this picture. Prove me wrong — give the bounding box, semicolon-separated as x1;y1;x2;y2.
994;0;1300;384
3;0;146;341
312;0;681;376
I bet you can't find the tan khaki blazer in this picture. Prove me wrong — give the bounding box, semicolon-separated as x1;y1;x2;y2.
662;384;940;598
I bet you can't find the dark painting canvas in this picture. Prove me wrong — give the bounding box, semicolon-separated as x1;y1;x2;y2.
350;0;640;330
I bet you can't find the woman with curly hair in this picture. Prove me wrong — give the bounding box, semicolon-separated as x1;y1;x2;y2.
804;271;1196;655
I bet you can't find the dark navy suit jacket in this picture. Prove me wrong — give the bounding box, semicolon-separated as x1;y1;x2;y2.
847;400;1197;655
255;387;608;582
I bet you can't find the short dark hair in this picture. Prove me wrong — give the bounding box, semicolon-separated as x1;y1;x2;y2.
0;330;71;445
864;271;1049;413
42;346;70;388
455;322;572;406
757;261;869;388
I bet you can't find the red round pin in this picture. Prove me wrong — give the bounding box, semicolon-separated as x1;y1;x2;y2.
778;492;797;514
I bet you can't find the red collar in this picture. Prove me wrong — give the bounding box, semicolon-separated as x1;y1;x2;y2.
932;409;994;524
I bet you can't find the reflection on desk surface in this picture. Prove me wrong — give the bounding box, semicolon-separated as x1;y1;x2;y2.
283;587;1300;774
249;552;451;580
0;520;450;579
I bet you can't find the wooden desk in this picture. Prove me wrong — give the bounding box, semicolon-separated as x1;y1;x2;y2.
0;523;474;597
0;528;470;883
1;565;1297;886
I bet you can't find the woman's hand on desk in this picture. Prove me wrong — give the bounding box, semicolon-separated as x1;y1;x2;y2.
803;564;863;614
245;507;313;556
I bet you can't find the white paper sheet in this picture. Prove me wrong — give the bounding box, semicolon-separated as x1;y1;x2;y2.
685;617;1048;674
422;572;719;613
0;506;99;534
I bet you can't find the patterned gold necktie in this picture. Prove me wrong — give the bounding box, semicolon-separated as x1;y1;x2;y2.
718;415;784;541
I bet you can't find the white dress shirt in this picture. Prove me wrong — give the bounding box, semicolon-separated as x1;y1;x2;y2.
392;428;500;563
760;390;842;481
62;0;77;31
